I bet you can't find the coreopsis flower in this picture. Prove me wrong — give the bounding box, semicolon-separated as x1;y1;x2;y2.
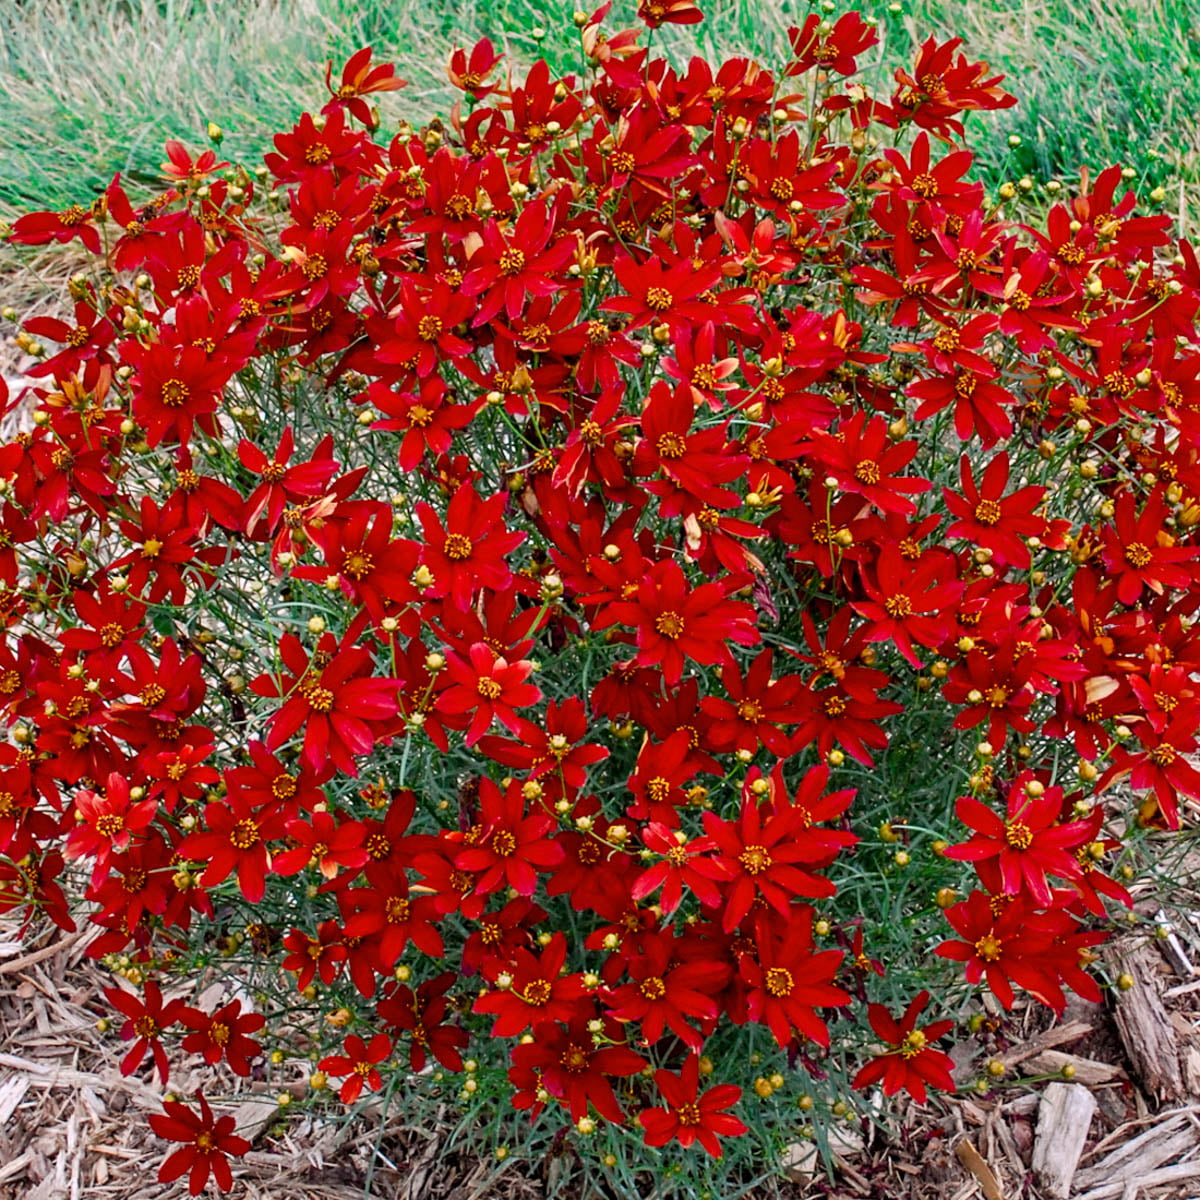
632;380;746;514
461;197;577;324
251;633;401;775
740;910;850;1047
454;776;563;895
592;559;759;686
376;972;468;1072
630;823;728;914
319;1032;393;1103
638;1055;747;1158
416;484;524;609
282;921;347;991
239;428;340;536
637;0;704;27
324;46;406;127
805;411;931;516
1099;715;1200;830
446;37;503;99
473;934;587;1037
1100;487;1196;605
944;777;1095;905
601;256;724;336
180;1000;265;1076
148;1092;250;1196
105;980;187;1082
604;931;726;1050
786;12;879;76
852;991;955;1103
8;202;102;253
703;770;848;932
179;796;286;904
935;890;1084;1012
945;453;1048;569
510;1015;645;1123
271;810;370;879
436;642;542;747
65;772;157;886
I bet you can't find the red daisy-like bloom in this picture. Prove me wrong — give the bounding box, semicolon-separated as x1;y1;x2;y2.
703;767;849;932
473;933;587;1037
851;991;956;1104
251;633;401;775
944;775;1095;906
148;1092;250;1196
454;776;564;895
592;558;759;687
65;771;157;887
179;795;286;904
318;1032;393;1104
510;1015;646;1124
417;484;524;610
943;452;1046;569
180;999;265;1077
105;979;188;1082
1099;486;1196;606
805;411;931;517
436;642;543;747
638;1055;747;1158
282;920;348;992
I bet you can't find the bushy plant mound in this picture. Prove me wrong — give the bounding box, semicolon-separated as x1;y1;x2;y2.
3;1;1199;1192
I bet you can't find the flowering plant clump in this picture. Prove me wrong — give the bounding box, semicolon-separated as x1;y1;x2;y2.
3;2;1199;1190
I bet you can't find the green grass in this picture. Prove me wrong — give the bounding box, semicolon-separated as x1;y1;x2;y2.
2;0;1199;223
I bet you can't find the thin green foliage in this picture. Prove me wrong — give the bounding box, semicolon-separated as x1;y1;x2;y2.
2;0;1199;222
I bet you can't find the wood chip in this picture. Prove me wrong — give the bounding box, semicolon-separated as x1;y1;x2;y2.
1000;1018;1094;1070
1075;1160;1200;1200
1021;1049;1125;1085
955;1138;1004;1200
1074;1114;1198;1190
1031;1082;1097;1199
1113;944;1200;1103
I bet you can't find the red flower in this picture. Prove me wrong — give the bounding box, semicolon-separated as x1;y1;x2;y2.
851;991;955;1104
319;1032;393;1104
272;810;370;879
638;1056;747;1158
630;822;728;915
703;766;851;932
461;197;576;324
180;999;265;1076
510;1016;645;1124
1099;486;1196;605
376;972;468;1072
323;46;406;127
592;559;759;686
65;771;157;886
740;910;850;1047
632;380;746;514
604;931;725;1050
944;776;1094;906
179;796;286;903
148;1092;250;1196
417;484;523;610
105;980;187;1082
637;0;704;27
943;452;1046;568
251;633;400;775
436;642;542;747
282;921;347;991
239;428;340;536
454;776;563;895
473;934;587;1037
806;411;931;516
446;37;503;99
